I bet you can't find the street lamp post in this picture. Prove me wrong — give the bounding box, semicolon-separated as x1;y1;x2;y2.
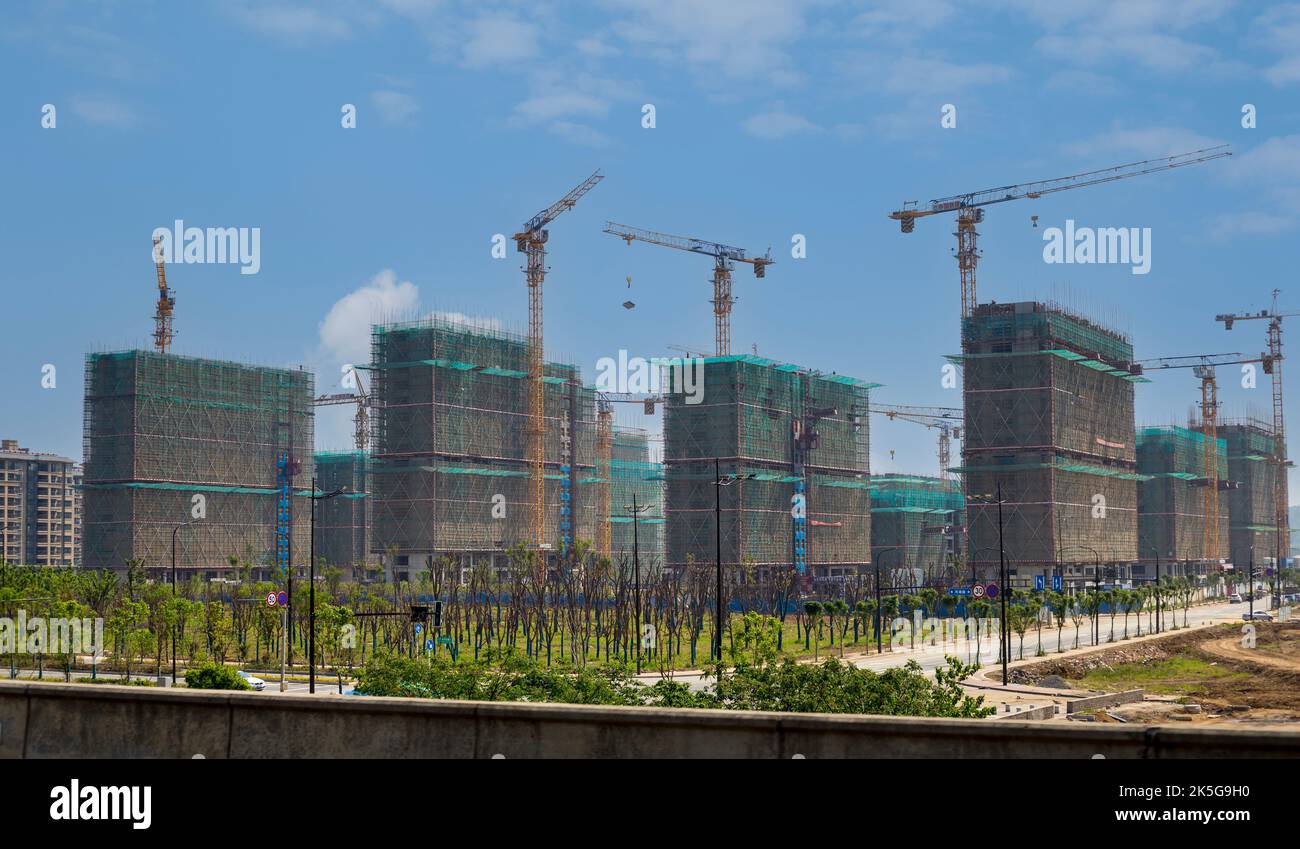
308;478;347;695
872;546;905;655
713;459;756;662
625;494;650;674
170;521;196;687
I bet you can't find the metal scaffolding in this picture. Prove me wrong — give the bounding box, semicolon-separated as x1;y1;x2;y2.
81;350;314;572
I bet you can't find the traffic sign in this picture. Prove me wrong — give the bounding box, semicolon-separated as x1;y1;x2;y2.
438;636;453;646
276;591;288;608
1034;575;1045;591
425;639;435;652
972;584;985;599
266;591;277;608
985;583;999;599
949;587;972;596
1052;575;1063;591
414;623;423;636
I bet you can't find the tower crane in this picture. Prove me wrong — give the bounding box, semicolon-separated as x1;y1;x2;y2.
595;398;613;559
603;222;773;356
1216;290;1296;584
312;366;370;451
889;146;1231;322
152;235;176;353
515;170;604;547
869;403;962;482
1137;353;1265;563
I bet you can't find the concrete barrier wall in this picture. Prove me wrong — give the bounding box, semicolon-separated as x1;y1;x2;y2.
2;680;1298;759
1067;690;1146;713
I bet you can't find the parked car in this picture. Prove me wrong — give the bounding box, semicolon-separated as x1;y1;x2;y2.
1242;611;1274;622
238;670;266;691
1228;593;1243;603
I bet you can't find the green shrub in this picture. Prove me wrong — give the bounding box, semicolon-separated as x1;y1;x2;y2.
184;662;251;691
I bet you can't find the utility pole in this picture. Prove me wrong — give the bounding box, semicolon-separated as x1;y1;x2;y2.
996;482;1008;685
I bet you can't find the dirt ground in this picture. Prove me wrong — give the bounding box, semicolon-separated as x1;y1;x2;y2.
1004;621;1300;728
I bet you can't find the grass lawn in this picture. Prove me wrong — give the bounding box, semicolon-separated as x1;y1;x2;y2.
1071;656;1248;696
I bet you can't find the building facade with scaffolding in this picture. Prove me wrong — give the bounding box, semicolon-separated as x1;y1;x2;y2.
367;318;599;576
605;427;664;567
1219;419;1282;574
1136;425;1229;575
82;350;314;575
870;475;964;586
313;450;373;576
661;355;875;587
955;302;1143;585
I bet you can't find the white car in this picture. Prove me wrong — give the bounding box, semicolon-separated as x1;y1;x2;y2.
1242;611;1274;622
238;670;266;691
1228;594;1243;603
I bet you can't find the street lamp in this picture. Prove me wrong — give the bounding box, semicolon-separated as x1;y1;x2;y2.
873;546;906;655
170;520;197;687
624;494;650;674
308;477;347;694
713;459;757;662
967;485;1012;684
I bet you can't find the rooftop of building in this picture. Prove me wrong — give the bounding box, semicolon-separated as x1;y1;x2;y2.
0;439;78;465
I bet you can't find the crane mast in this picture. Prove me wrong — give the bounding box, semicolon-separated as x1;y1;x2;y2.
152;235;176;353
515;171;603;547
1217;291;1296;590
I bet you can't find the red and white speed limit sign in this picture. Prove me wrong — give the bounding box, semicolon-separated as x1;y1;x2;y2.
266;591;277;608
972;584;985;599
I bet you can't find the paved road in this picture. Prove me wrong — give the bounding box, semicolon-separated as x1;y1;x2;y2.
638;600;1251;690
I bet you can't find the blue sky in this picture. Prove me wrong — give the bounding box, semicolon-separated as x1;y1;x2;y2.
3;0;1300;496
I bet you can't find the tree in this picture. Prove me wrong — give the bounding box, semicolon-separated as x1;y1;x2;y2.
1049;592;1069;653
803;601;822;659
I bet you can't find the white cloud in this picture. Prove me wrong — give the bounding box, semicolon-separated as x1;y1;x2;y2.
514;90;609;124
576;36;621;58
229;4;352;45
547;121;612;147
1252;4;1300;85
1206;211;1298;240
462;14;540;68
996;0;1232;73
606;0;807;84
743;107;820;139
371;89;420;125
69;94;135;128
319;270;420;366
1063;126;1225;160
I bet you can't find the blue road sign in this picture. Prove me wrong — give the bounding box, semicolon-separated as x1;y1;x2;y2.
426;639;435;651
985;583;999;599
1052;575;1063;591
414;623;423;636
949;587;972;596
1035;575;1045;591
277;591;288;607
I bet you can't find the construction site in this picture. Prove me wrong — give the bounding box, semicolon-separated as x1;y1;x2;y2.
366;316;601;574
67;151;1296;597
870;475;964;586
1136;425;1230;574
954;300;1142;582
81;350;315;574
660;354;875;588
608;427;665;564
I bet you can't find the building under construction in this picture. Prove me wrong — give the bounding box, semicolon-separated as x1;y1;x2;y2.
662;355;875;586
1136;425;1229;575
955;302;1142;583
82;350;314;574
1220;418;1282;573
368;317;599;573
313;450;373;575
870;475;964;586
607;427;664;565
